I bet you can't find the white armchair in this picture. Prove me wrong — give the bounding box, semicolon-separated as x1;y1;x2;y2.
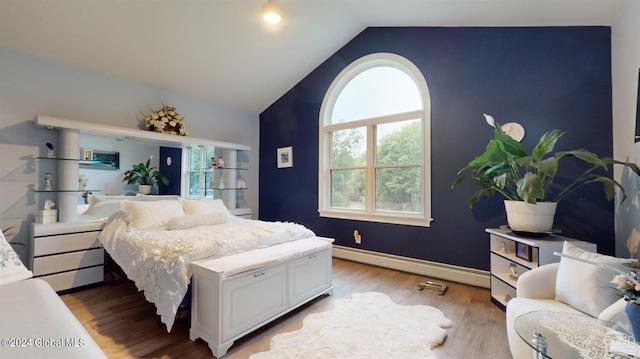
505;243;629;359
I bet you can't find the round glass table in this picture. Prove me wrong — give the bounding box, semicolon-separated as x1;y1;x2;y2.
515;311;637;358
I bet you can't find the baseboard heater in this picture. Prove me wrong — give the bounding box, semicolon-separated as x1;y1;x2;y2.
332;245;490;289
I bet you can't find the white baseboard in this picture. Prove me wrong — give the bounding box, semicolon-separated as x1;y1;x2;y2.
332;245;490;289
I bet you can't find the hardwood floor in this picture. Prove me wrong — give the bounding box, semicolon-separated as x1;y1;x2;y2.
61;258;513;359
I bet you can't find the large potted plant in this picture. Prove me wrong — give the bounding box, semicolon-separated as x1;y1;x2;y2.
451;114;640;233
122;158;170;194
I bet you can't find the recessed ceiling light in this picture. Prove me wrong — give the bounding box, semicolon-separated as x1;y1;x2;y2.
261;0;283;25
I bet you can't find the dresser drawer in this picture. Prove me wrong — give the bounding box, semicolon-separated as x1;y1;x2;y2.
38;266;104;292
34;231;101;256
34;248;104;276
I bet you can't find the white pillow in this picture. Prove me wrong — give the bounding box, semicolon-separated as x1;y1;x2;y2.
555;241;626;317
135;194;181;201
0;229;33;286
167;213;229;230
82;200;125;217
88;194;134;208
180;198;233;218
121;200;185;230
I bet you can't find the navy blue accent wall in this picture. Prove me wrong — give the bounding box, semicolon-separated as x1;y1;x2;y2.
259;27;613;270
159;146;182;195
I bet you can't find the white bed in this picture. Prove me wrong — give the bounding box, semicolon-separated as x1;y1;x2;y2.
97;197;324;332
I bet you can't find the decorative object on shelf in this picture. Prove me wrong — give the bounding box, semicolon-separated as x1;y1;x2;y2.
122;157;170;193
82;148;93;161
43;199;55;210
218;178;225;189
139;103;189;136
515;242;532;261
508;263;519;280
237;177;246;189
44;172;53;191
217;156;224;168
210;157;218;168
452;114;640;233
500;242;509;254
46;142;54;158
37;199;57;223
277;146;293;168
81;191;90;205
79;174;88;190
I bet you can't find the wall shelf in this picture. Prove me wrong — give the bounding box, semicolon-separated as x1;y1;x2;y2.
34;190;101;193
34;115;251;151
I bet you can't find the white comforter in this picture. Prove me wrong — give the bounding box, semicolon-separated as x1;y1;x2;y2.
98;211;315;332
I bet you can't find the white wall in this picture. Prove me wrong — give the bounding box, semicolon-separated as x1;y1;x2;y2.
0;47;259;261
612;0;640;258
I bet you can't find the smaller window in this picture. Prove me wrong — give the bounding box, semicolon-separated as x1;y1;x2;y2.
184;147;248;207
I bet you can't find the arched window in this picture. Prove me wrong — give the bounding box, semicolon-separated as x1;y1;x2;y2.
318;53;431;226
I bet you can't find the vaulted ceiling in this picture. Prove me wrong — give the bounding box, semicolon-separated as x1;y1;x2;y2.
0;0;622;114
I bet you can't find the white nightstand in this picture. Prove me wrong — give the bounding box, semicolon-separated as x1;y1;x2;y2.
30;221;105;292
486;228;596;310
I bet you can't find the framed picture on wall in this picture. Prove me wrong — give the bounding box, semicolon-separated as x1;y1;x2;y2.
515;242;532;261
277;146;293;168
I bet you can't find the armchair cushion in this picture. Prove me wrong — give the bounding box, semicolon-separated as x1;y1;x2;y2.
555;241;626;317
598;298;629;326
516;262;559;299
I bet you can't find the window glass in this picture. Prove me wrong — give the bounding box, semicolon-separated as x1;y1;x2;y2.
331;127;366;168
331;169;365;209
376;119;422;166
331;67;422;124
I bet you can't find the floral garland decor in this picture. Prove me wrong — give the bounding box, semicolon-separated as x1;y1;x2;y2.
140;104;190;136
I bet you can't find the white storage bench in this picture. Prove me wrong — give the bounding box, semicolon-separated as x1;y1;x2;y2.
189;236;334;358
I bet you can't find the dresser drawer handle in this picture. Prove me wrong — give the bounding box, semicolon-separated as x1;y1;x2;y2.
308;254;316;259
254;272;266;278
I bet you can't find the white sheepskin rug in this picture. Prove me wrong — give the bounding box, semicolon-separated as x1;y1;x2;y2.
249;292;452;359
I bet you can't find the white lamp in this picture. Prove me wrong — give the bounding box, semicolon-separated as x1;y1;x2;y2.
261;0;283;24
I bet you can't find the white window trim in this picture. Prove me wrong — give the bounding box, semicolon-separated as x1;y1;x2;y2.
318;53;432;227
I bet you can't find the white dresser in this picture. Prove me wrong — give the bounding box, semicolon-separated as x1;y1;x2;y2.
486;228;597;310
30;221;105;292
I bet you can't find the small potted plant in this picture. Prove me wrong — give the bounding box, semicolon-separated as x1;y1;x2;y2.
451;114;640;233
122;157;170;194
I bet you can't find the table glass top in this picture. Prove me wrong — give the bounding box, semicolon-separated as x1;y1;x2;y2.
515;311;635;358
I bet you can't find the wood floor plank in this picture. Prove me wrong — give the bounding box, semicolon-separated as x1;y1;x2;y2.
61;258;513;358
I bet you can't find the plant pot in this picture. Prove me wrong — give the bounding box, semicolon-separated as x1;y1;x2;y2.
138;185;152;195
504;200;557;233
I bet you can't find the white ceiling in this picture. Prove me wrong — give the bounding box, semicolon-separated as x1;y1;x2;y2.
0;0;622;115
